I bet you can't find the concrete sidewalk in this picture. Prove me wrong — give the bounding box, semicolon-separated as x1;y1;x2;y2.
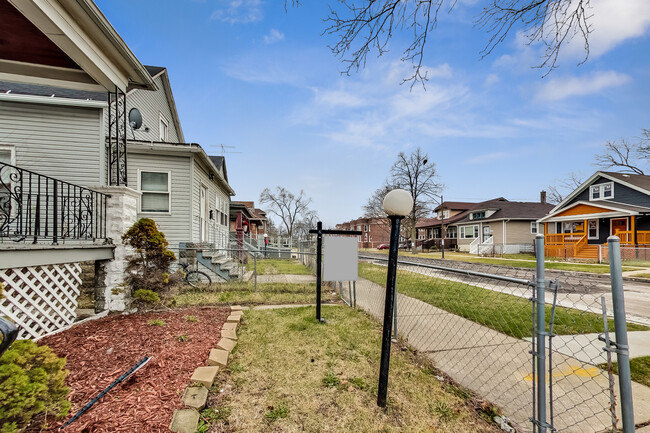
352;277;650;433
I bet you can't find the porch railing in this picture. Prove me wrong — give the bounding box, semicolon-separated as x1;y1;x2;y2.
0;162;108;244
614;230;650;245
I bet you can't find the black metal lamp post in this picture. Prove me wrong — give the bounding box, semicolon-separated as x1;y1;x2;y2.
377;189;413;408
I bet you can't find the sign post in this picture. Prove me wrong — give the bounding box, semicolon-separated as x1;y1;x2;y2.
309;222;361;322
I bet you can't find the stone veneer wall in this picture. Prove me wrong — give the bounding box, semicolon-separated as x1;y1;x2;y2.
92;186;141;312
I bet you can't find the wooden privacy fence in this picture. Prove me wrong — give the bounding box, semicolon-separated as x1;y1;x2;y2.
0;263;82;339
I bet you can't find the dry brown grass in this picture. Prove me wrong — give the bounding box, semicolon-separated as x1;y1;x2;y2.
205;306;502;433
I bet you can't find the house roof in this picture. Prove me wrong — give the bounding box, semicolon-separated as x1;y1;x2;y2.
0;81;107;101
232;201;268;222
454;198;553;225
208;156;228;182
416;209;474;228
433;201;479;212
5;0;155;92
550;171;650;214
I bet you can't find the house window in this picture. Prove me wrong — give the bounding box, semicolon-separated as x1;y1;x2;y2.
0;147;15;183
447;226;457;239
364;225;369;232
159;114;169;141
140;171;170;212
471;211;486;220
590;182;614;201
460;225;478;239
588;219;599;239
531;222;538;234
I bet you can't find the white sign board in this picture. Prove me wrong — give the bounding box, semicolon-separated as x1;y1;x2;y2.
323;235;358;281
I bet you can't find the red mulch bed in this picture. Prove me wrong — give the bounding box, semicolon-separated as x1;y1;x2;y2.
33;307;228;433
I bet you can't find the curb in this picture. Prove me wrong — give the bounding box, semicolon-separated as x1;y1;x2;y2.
169;305;242;433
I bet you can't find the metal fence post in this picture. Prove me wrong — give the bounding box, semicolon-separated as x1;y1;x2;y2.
534;234;548;433
254;254;257;292
392;285;398;340
316;221;323;321
608;236;635;433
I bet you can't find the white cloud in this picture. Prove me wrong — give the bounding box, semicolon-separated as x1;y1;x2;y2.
263;29;285;44
484;73;499;87
566;0;650;59
536;70;631;101
211;0;263;24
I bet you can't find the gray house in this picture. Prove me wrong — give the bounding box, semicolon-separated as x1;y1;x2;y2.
120;66;235;250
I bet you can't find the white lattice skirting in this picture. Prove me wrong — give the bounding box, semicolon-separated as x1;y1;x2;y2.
0;264;81;339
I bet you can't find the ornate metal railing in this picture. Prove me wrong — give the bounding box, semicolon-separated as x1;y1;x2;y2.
0;162;108;244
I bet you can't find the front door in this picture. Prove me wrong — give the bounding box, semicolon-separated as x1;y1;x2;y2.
611;218;628;236
483;226;491;242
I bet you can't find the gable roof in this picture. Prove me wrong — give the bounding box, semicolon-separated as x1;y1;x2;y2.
454;198;553;225
550;171;650;214
209;155;228;182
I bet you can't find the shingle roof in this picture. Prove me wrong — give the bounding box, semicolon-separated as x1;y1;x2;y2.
454;199;553;224
0;81;107;101
601;172;650;193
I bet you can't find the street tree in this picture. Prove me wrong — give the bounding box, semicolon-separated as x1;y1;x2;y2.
321;0;594;85
594;129;650;175
367;148;442;252
546;171;584;205
293;209;320;238
259;186;314;239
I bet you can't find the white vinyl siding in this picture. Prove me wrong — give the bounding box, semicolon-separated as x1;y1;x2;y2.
192;158;230;247
112;74;181;143
127;152;191;248
0;100;103;186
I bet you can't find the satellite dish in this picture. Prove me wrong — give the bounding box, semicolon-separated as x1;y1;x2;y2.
128;108;143;130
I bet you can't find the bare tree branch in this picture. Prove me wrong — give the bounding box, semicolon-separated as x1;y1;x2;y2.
322;0;594;86
594;136;648;175
546;171;584;204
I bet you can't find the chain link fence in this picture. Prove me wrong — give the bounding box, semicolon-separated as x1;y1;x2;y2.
298;234;646;433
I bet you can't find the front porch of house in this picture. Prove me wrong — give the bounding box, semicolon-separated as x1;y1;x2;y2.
543;215;650;259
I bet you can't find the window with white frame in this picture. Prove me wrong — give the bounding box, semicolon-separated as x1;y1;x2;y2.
460;225;479;239
590;182;614;201
140;171;170;212
531;222;538;234
446;226;457;239
159;114;169;141
0;146;14;182
588;219;598;239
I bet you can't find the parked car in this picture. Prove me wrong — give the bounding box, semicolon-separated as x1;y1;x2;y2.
377;244;389;250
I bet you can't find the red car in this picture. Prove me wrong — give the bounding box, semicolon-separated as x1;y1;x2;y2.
377;244;389;250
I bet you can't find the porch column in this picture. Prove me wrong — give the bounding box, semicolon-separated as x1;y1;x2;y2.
631;216;636;245
92;186;141;312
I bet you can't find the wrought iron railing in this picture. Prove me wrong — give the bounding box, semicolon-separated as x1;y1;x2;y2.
0;162;108;244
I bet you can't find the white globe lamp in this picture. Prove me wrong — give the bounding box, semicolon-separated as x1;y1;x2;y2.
383;189;413;217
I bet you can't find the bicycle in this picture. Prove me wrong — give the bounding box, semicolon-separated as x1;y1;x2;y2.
178;262;212;288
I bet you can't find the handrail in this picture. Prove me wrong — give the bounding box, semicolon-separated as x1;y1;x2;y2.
546;232;584;245
0;162;109;244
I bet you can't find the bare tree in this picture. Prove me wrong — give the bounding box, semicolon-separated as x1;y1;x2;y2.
293;209;320;238
546;171;584;204
369;148;442;252
594;130;650;175
322;0;593;86
259;187;313;239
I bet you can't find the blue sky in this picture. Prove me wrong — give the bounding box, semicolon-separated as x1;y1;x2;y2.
95;0;650;228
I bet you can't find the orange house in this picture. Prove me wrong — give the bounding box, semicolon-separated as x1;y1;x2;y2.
537;172;650;259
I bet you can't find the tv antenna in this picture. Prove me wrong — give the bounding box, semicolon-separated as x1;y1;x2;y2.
217;144;242;155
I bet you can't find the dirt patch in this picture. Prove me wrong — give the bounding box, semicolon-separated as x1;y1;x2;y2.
33;307;228;433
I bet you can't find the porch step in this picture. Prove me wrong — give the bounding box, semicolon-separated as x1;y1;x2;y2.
575;245;599;259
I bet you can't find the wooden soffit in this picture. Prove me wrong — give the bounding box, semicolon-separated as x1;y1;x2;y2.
556;203;611;217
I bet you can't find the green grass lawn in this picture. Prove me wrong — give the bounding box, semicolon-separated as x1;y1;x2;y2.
599;356;650;387
202;306;502;432
247;258;313;275
360;249;642;274
359;263;648;339
174;280;336;307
